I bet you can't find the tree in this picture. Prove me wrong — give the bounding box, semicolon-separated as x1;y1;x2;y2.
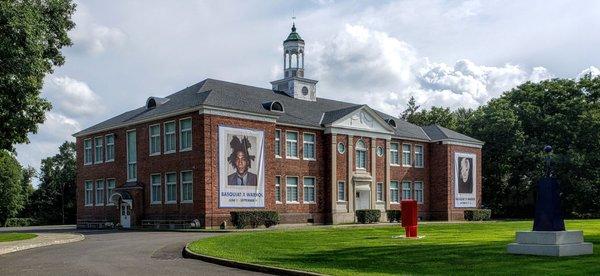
400;96;420;120
0;150;24;225
0;0;76;151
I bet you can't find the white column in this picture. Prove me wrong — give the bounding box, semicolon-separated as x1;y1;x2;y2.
370;138;377;209
347;135;354;214
331;135;337;216
385;139;391;210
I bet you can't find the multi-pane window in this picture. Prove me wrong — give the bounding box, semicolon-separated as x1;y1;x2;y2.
105;134;115;162
149;124;161;155
415;145;424;167
151;174;162;204
275;130;281;157
181;171;193;202
94;137;103;163
390;143;399;165
286;176;298;202
414;181;424;203
356;140;367;169
84;139;92;165
275;176;281;202
84;180;93;206
376;182;384;202
402;144;412;166
127;130;137;180
303;177;316;203
303;133;315;160
402;181;412;199
337;181;346;201
286;131;298;158
106;179;116;205
164;121;176;153
390;181;399;203
180;118;192;151
165;172;177;203
95;180;105;206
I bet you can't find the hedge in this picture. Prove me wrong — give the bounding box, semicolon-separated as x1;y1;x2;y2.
386;210;401;223
230;211;280;229
464;209;492;221
4;218;38;227
355;209;381;224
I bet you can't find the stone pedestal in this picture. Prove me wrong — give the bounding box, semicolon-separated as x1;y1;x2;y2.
507;231;593;257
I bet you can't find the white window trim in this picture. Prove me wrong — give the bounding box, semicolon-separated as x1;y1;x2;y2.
275;129;282;158
303;176;316;204
84;180;93;206
376;182;384;202
402;180;412;200
275;175;282;204
402;143;412;167
390;181;400;204
150;173;162;205
149;124;161;156
302;132;316;161
94;136;104;164
84;138;92;165
179;117;192;152
165;172;177;204
285;176;299;203
390;142;400;166
337;181;346;202
355;139;367;170
126;129;137;182
285;131;299;159
180;170;193;203
414;181;424;204
163;121;176;154
95;179;105;206
414;144;425;168
105;134;115;162
106;178;116;206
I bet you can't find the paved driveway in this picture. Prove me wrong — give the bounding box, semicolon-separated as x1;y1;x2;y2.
0;226;264;276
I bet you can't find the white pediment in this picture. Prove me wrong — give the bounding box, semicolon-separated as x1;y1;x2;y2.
330;107;394;135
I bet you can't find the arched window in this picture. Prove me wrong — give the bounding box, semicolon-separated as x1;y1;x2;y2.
386;118;397;128
356;140;367;170
271;101;284;112
147;98;156;109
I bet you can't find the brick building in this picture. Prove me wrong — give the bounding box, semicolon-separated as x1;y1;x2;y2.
74;24;483;228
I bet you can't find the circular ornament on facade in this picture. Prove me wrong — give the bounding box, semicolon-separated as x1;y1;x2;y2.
302;86;309;95
377;146;384;157
337;142;346;154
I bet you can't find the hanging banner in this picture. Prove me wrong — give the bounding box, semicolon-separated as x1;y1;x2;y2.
454;152;476;208
218;126;265;208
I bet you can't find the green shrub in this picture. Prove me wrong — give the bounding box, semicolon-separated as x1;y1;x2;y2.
464;209;492;221
230;211;280;229
386;210;401;223
355;209;381;224
4;218;38;227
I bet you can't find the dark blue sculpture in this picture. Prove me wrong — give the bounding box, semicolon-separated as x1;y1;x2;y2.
533;145;565;231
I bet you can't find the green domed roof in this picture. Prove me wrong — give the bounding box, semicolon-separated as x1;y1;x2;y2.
284;23;303;42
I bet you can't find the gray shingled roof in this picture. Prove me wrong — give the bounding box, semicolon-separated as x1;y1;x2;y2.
74;78;477;144
422;125;483;144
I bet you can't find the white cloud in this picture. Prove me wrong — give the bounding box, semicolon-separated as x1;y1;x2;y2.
70;4;126;55
578;66;600;79
44;76;106;118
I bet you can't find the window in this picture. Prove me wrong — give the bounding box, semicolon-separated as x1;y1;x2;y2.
390;143;399;165
390;181;399;203
106;179;116;205
105;134;115;162
127;130;137;180
377;146;384;157
356;140;367;169
164;121;176;153
286;131;298;158
94;137;103;163
181;171;193;202
414;181;424;203
95;180;105;206
165;172;177;203
286;176;298;202
303;177;316;203
415;145;424;167
149;124;161;155
337;142;346;154
402;144;412;166
402;181;412;199
151;174;162;204
84;139;93;165
275;176;282;203
180;118;192;151
303;133;315;160
275;130;281;157
376;182;383;202
84;180;93;206
337;181;346;201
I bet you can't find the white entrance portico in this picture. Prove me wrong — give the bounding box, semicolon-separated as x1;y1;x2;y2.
109;191;133;229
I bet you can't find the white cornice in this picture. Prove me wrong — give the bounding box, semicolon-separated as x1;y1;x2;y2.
199;105;278;123
437;140;484;148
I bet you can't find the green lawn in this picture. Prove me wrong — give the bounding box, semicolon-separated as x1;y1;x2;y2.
0;233;37;243
188;220;600;275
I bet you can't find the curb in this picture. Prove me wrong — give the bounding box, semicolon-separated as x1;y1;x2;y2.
183;243;325;276
0;233;85;255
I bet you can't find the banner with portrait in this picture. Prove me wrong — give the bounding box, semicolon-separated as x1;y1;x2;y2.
218;126;265;208
454;152;476;208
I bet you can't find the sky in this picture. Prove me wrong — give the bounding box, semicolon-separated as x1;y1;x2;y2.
14;0;600;185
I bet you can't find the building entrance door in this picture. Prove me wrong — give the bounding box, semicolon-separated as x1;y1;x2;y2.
120;201;131;228
356;190;371;210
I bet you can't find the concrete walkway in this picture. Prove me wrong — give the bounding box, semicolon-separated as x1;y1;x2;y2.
0;232;84;255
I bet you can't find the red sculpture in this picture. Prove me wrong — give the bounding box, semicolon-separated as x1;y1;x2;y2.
401;199;418;237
